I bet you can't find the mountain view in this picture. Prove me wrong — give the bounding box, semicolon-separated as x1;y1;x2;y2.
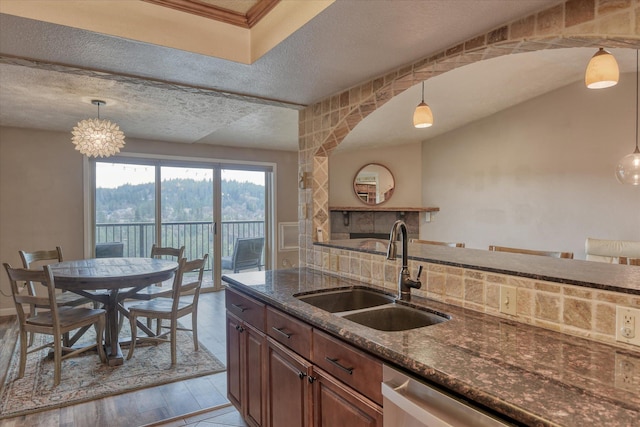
96;179;265;223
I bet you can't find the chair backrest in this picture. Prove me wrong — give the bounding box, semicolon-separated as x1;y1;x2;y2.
18;247;64;297
411;239;465;248
3;263;61;332
619;257;640;266
231;237;264;272
151;244;185;260
19;247;64;269
171;254;208;309
488;245;574;259
585;238;640;263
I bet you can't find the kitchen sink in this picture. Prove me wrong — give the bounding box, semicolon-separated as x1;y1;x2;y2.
343;305;448;331
295;288;394;313
295;287;449;331
297;288;393;313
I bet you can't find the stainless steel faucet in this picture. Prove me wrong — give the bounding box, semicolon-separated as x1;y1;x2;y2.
387;220;422;301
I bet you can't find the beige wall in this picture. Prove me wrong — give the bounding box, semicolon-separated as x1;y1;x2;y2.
0;126;298;313
329;143;422;208
420;75;640;259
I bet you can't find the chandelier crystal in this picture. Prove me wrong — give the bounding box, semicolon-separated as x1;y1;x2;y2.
71;100;125;158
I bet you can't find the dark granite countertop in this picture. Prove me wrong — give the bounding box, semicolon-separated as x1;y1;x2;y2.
317;239;640;295
222;267;640;427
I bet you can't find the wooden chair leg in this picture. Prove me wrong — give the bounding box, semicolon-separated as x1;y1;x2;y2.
170;318;177;365
96;317;107;363
127;313;138;360
18;330;27;379
53;334;62;386
192;309;199;351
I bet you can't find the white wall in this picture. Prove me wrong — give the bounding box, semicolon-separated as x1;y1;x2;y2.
421;75;640;259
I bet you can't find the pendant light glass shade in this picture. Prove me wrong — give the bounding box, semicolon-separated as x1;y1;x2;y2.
413;82;433;128
71;100;125;158
615;49;640;185
585;48;619;89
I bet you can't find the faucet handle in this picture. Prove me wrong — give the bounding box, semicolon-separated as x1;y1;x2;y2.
416;265;423;280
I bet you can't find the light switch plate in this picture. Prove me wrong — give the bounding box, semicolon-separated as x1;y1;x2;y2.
500;286;517;316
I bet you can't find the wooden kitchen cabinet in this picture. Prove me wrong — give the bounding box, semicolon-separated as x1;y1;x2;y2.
312;367;383;427
227;287;382;427
266;338;312;427
226;288;266;427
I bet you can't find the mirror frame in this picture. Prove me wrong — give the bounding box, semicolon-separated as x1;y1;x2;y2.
353;163;395;206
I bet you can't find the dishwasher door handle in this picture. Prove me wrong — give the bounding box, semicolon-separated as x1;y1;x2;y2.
382;379;512;427
382;381;454;427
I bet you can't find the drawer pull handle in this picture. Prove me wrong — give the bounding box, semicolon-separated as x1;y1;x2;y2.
231;303;246;312
325;357;353;375
298;372;306;380
308;376;316;384
235;324;244;332
272;327;292;339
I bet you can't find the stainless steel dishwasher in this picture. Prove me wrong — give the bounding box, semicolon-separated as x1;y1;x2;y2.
382;365;516;427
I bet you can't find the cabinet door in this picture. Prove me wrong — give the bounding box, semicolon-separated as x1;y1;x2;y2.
312;368;382;427
226;312;243;410
244;323;266;427
266;338;312;427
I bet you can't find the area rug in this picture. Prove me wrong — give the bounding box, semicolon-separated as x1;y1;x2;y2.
0;324;225;419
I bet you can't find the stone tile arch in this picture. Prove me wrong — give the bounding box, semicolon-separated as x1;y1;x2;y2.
299;0;640;266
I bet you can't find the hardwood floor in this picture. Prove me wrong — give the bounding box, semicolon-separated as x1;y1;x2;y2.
0;289;246;427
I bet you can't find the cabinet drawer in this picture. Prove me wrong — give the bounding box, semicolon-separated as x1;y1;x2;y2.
226;287;265;332
312;329;382;405
266;306;312;359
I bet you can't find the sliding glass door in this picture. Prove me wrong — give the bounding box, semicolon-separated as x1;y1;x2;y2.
93;159;271;290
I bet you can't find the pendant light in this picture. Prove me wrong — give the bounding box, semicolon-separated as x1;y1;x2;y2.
413;81;433;128
615;50;640;185
71;100;126;158
585;48;619;89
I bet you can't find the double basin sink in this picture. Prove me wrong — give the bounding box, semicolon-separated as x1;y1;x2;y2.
295;287;449;332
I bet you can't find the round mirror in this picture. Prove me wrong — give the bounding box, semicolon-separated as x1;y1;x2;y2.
353;163;395;205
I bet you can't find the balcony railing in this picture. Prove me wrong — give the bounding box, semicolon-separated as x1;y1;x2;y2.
96;220;264;271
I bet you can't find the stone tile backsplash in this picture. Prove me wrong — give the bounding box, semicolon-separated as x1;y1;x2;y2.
311;244;640;352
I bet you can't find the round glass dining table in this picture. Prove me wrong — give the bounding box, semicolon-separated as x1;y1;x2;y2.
48;257;178;366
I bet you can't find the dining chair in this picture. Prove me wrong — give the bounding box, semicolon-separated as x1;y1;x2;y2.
19;247;96;346
410;239;465;248
619;257;640;266
126;254;208;365
488;245;574;259
585;238;640;263
3;263;106;386
126;244;186;301
221;237;264;273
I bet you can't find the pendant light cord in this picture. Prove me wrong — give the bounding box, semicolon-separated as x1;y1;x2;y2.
421;81;425;103
634;49;640;153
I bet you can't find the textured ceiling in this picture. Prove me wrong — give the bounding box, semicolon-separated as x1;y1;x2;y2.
2;0;631;153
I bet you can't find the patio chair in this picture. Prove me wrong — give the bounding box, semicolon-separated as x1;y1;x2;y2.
222;237;264;273
126;254;208;365
411;239;465;248
3;263;106;386
19;247;96;346
488;245;573;259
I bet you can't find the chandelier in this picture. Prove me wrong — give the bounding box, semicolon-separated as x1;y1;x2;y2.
71;100;125;158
